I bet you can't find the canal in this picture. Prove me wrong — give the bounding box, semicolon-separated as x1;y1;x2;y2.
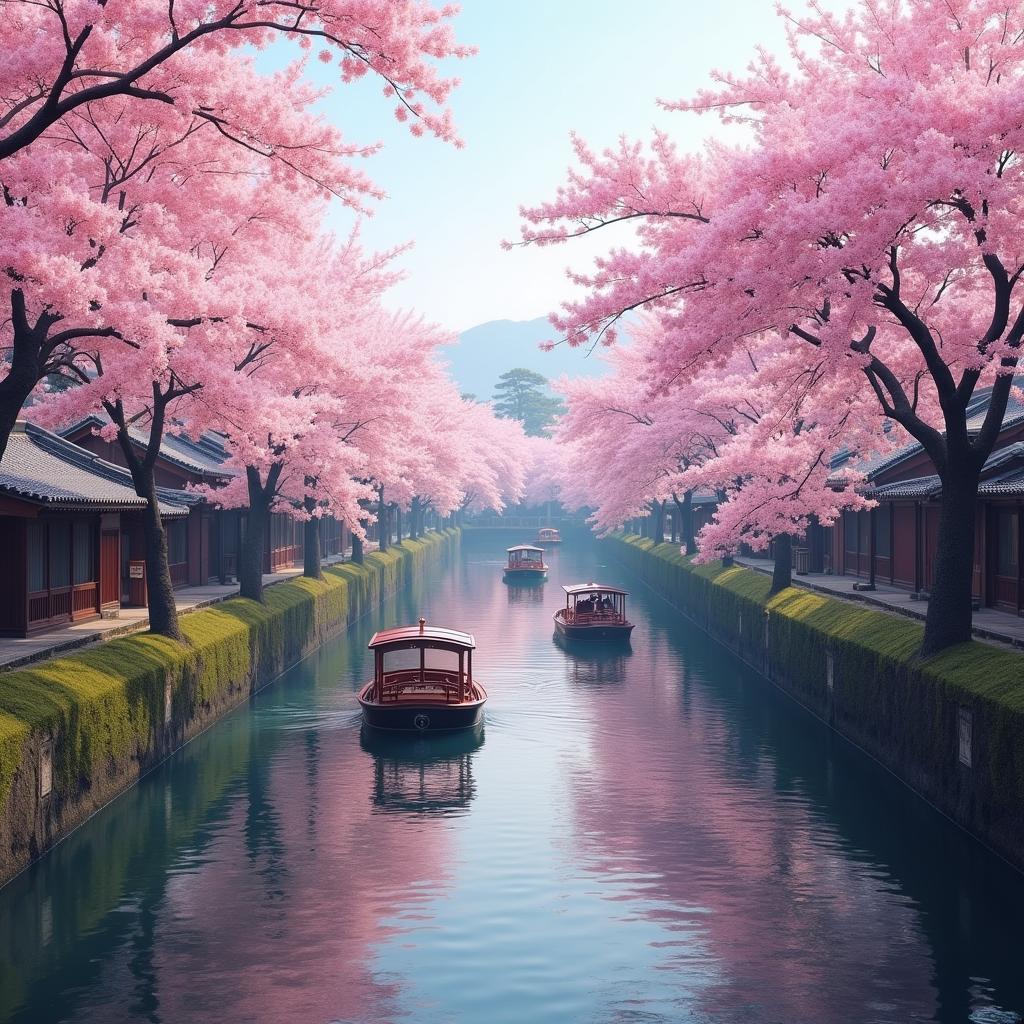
1;530;1023;1024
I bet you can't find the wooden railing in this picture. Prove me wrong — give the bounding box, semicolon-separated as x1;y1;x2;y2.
377;669;467;705
561;609;625;625
72;582;99;616
28;588;72;625
269;544;301;571
170;562;188;588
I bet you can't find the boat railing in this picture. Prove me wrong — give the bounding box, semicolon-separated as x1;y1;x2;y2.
508;559;545;569
561;609;625;625
377;669;469;704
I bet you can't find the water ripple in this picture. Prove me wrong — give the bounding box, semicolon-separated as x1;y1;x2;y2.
0;531;1023;1024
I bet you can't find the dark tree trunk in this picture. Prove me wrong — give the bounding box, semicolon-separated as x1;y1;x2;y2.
376;487;388;553
107;396;182;641
674;491;696;556
920;469;980;657
303;513;322;579
410;498;421;540
395;504;402;544
650;500;666;544
137;469;182;640
352;530;364;565
0;289;54;463
0;379;31;465
770;533;792;594
303;484;322;579
240;464;282;602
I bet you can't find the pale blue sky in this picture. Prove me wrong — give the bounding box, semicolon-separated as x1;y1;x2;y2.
262;2;795;332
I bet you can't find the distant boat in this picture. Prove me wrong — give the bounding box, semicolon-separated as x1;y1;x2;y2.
504;544;548;580
358;618;487;732
536;527;562;545
553;583;635;642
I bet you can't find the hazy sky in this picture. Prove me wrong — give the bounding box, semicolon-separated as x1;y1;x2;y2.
263;2;796;332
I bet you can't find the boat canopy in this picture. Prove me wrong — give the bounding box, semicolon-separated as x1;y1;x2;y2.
368;620;475;652
507;544;544;554
562;583;628;597
539;528;560;536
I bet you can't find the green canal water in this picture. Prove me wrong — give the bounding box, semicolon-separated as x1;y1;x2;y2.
1;530;1023;1024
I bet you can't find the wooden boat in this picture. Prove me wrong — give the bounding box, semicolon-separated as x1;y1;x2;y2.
553;583;635;642
504;544;548;580
536;527;562;545
358;619;487;732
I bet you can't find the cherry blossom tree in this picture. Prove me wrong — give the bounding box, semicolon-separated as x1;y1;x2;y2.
0;0;470;464
0;1;470;163
517;1;1024;656
6;1;470;637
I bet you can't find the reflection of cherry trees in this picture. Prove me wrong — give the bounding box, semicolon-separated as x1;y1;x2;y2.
563;618;1020;1022
138;721;462;1022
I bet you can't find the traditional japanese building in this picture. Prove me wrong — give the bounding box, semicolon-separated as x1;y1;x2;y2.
0;421;188;636
814;386;1024;616
61;416;349;585
60;417;239;589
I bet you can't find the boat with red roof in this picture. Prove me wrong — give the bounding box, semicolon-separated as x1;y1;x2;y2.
553;583;634;642
358;618;487;732
503;544;548;580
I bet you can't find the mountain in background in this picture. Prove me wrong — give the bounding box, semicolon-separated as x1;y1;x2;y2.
445;317;608;402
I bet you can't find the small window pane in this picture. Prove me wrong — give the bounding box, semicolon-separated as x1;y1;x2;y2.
27;522;46;592
49;522;71;588
383;647;421;673
997;511;1019;577
167;521;188;565
843;511;858;555
875;508;891;557
73;521;94;584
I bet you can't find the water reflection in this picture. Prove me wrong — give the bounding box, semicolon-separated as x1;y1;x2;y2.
505;578;546;605
361;724;483;815
0;531;1022;1024
552;631;632;687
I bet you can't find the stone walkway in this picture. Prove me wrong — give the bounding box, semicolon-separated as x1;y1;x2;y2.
736;556;1024;651
0;553;354;672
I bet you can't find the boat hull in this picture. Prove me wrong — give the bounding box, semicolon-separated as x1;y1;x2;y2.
553;615;634;642
504;567;548;580
358;683;487;732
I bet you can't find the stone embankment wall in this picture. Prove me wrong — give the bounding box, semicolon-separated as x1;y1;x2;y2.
0;530;459;886
608;535;1024;872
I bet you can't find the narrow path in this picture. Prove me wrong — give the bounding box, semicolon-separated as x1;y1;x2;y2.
0;548;378;672
736;555;1024;650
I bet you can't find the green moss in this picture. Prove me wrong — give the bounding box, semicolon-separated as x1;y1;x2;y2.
608;532;1024;831
0;528;459;814
613;534;1023;701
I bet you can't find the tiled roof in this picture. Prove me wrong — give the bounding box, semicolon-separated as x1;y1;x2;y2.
60;415;233;478
980;466;1024;496
867;441;1024;501
869;475;941;500
830;382;1024;487
0;423;188;516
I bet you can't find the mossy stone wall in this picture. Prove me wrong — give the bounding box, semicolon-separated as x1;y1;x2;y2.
608;534;1024;872
0;529;459;886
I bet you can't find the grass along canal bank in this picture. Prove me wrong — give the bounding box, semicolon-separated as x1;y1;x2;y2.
607;534;1024;873
0;529;459;887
